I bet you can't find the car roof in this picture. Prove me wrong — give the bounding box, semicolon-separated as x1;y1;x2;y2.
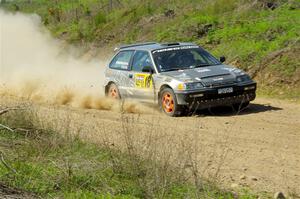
115;42;201;52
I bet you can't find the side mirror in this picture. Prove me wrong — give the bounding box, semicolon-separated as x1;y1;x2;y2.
142;66;154;74
220;56;226;63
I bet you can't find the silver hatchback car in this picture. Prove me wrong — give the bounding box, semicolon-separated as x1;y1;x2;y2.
104;42;256;116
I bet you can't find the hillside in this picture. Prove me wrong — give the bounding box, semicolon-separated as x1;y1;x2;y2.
1;2;300;198
1;0;300;99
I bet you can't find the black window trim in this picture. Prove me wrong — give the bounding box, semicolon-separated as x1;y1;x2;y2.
109;50;135;71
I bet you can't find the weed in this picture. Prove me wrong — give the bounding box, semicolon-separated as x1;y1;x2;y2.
0;103;260;198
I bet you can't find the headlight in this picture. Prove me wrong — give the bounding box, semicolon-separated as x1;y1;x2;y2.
237;75;251;82
177;82;203;90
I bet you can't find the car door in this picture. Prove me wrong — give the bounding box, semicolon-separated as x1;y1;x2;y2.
108;50;134;98
130;50;156;102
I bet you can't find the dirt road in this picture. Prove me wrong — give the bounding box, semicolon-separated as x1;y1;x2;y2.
2;96;300;196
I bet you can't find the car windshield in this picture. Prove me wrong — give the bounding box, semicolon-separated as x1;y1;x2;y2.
152;47;221;72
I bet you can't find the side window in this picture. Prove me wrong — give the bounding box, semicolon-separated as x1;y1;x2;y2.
132;51;153;72
109;51;134;70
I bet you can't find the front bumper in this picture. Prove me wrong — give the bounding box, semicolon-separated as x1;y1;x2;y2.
175;82;256;109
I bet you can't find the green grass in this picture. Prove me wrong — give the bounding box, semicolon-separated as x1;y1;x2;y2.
0;128;265;198
0;108;261;199
0;130;166;198
1;0;299;98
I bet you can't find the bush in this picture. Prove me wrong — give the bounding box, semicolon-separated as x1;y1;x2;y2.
94;12;107;26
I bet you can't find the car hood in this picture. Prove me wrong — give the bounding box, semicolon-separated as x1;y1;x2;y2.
161;64;242;86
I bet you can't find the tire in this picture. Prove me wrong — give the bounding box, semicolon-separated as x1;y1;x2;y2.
233;101;250;111
160;88;183;117
107;83;121;99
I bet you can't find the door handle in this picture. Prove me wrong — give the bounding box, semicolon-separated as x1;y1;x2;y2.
129;74;133;78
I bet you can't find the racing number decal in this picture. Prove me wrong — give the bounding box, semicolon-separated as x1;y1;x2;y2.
135;74;153;89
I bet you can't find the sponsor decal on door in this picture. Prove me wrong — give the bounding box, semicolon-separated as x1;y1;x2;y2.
135;74;153;89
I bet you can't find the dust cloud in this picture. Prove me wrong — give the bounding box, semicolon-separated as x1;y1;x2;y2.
0;9;107;107
0;9;156;114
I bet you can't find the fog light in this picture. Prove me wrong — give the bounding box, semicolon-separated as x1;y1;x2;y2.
190;93;204;98
244;86;256;90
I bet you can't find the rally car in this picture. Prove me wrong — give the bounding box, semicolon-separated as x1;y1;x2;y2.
104;42;256;116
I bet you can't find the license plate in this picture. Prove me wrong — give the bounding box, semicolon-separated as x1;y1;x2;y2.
218;87;233;94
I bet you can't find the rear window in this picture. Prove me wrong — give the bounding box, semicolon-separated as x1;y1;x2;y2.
109;51;134;70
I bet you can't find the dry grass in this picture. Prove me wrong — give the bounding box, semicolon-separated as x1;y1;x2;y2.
92;97;114;110
55;87;75;105
0;97;241;198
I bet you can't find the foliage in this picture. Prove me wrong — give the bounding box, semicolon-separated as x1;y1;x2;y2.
0;108;260;198
1;0;299;97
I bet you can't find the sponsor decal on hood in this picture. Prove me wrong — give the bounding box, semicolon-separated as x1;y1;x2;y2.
222;67;245;75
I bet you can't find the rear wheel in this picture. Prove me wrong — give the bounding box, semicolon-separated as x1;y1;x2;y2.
107;83;120;99
160;88;183;117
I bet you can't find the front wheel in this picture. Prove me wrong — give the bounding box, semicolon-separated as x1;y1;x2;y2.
160;88;183;117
